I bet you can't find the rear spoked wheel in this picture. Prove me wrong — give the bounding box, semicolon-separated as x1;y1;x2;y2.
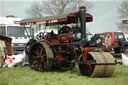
29;42;54;72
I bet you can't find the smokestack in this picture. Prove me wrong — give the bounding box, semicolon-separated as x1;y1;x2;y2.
79;7;86;41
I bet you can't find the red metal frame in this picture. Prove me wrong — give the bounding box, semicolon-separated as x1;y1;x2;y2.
82;47;110;61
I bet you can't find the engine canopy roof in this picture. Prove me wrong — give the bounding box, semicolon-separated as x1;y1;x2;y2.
20;12;93;26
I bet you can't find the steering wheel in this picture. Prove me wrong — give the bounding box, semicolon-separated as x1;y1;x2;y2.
36;32;44;40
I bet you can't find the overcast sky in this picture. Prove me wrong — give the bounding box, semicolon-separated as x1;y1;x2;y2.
0;0;126;33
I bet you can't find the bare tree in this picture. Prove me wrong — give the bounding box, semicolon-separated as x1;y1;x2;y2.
26;0;93;17
117;0;128;33
118;1;128;18
26;1;43;18
41;0;93;16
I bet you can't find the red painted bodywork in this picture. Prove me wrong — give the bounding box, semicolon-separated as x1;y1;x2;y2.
56;55;65;61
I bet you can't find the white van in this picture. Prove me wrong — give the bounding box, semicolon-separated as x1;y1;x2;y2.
0;17;30;54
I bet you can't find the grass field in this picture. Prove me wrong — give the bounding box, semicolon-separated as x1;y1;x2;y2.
0;65;128;85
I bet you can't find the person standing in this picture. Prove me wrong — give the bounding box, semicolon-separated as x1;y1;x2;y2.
105;34;112;48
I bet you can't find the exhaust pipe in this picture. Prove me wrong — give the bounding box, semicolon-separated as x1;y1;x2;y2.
79;7;86;41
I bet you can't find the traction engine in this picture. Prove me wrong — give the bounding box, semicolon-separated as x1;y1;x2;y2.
20;7;116;77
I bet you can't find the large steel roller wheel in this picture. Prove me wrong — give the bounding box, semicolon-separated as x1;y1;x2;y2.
28;41;54;72
79;52;115;77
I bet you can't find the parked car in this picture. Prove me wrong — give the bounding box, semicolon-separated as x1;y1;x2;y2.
96;32;128;53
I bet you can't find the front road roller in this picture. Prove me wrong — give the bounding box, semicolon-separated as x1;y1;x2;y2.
78;52;116;77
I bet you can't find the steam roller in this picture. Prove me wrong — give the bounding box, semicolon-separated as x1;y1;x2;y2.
79;52;115;77
20;6;116;78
